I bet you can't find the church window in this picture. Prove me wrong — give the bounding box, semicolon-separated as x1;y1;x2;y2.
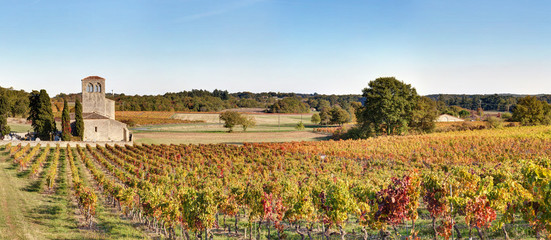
87;83;94;92
95;127;98;132
96;83;102;93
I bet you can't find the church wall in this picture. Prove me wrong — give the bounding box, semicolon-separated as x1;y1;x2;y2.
83;119;129;142
81;78;107;116
80;76;130;142
105;99;115;119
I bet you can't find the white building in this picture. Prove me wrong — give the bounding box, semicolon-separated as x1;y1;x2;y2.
436;114;465;123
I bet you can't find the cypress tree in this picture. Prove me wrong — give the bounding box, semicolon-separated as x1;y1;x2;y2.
74;99;84;140
28;89;56;140
61;99;71;141
0;95;10;139
27;90;40;125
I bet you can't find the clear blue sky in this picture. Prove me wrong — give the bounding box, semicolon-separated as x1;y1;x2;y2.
1;0;550;95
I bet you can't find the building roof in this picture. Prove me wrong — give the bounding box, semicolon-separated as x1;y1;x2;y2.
436;114;465;122
82;76;105;81
82;112;109;119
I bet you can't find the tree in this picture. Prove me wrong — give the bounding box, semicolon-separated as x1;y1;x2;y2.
269;97;309;113
486;116;504;129
319;108;331;125
295;121;305;130
476;108;484;118
345;105;357;123
317;99;331;111
458;109;471;118
240;114;256;132
310;113;321;124
219;111;242;132
513;96;551;126
61;99;72;141
0;95;11;139
10;98;28;117
28;90;57;140
74;99;84;140
356;77;418;136
330;107;349;126
410;96;439;133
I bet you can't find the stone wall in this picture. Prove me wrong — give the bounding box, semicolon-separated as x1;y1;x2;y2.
0;141;132;147
105;99;115;119
82;78;108;117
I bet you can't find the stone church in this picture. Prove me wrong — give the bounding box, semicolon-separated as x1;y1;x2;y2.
80;76;130;142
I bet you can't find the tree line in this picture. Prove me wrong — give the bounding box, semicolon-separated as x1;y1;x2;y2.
343;77;551;139
0;87;84;140
54;89;362;114
427;93;551;112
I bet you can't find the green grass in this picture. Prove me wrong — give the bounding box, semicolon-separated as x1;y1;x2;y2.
0;146;151;239
7;121;61;133
0;146;94;239
136;113;316;133
131;122;319;133
7;123;32;133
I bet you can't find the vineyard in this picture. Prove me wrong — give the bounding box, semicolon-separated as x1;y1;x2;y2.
2;126;551;239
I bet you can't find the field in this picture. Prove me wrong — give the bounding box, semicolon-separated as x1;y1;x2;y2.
130;112;323;144
115;111;205;126
7;112;327;144
147;112;314;132
1;126;551;239
133;131;330;145
6;118;32;133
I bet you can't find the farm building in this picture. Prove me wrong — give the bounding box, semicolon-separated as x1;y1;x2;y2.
79;76;130;142
436;114;465;122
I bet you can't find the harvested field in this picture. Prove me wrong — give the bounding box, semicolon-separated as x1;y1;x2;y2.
115;111;203;126
132;131;329;144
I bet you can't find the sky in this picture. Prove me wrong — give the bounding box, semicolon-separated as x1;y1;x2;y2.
0;0;550;96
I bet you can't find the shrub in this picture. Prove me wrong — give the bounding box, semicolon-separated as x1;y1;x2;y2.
486;116;504;129
295;121;305;130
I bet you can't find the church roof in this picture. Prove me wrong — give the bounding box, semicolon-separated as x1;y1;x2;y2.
82;112;109;119
82;76;105;80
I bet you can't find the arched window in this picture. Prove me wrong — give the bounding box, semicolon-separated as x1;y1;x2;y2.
96;83;102;93
87;83;94;92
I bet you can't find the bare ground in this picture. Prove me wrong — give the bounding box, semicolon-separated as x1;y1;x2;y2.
133;131;330;145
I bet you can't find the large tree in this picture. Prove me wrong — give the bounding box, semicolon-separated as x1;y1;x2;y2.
356;77;419;136
0;95;11;139
513;96;551;126
311;113;321;124
61;99;71;141
73;99;84;140
319;108;331;125
409;96;439;133
330;106;349;126
239;115;256;132
219;111;242;132
28;90;57;140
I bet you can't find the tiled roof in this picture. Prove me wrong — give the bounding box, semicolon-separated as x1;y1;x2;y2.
82;76;105;80
82;112;109;119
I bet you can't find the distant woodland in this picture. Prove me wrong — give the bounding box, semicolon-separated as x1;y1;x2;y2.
2;86;551;117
